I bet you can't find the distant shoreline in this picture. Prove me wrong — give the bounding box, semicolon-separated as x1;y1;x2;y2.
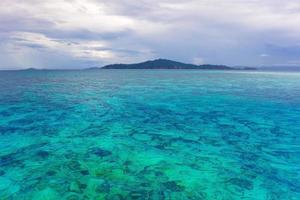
1;58;300;72
2;69;300;73
97;59;254;70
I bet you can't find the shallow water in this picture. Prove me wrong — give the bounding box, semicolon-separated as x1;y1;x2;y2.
0;70;300;199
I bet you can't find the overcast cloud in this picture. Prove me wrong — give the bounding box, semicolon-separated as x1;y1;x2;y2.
1;0;300;69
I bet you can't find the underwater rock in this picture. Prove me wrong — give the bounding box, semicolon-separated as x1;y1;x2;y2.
123;160;132;166
154;144;167;150
155;171;164;177
80;170;89;176
232;131;249;138
150;189;166;199
97;181;111;193
64;151;77;159
270;126;286;136
0;153;23;167
140;182;151;187
10;118;35;126
227;178;253;190
90;147;112;157
222;131;250;142
169;137;199;145
218;124;236;130
0;126;18;135
1;142;48;167
240;152;259;161
79;183;87;190
67;160;81;171
0;170;5;176
81;125;109;137
163;181;185;192
36;150;50;158
46;170;56;176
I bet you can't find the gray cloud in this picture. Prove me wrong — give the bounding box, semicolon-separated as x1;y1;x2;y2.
1;0;300;69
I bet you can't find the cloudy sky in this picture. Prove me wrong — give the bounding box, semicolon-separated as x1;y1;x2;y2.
1;0;300;69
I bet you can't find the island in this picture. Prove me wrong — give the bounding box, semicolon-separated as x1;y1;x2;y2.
89;59;255;70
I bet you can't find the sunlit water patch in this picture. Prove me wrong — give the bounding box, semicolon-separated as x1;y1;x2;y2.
0;70;300;199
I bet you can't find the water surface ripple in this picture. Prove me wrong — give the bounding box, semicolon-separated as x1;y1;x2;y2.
0;70;300;199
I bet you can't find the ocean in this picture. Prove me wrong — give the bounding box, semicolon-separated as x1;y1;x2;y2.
0;70;300;199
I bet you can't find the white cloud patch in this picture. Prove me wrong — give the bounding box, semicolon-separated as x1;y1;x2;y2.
11;32;113;59
4;32;153;68
260;54;269;57
192;57;204;65
1;0;300;68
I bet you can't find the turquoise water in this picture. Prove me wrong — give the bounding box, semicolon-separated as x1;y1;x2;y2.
0;70;300;200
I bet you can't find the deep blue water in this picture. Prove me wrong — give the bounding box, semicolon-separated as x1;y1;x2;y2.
0;70;300;199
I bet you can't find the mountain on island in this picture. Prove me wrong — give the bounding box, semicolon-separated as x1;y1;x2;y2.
94;59;254;70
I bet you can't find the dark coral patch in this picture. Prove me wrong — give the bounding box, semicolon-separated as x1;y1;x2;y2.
0;152;23;167
80;170;89;176
163;181;185;192
36;150;50;158
227;178;253;190
90;147;112;157
46;170;56;176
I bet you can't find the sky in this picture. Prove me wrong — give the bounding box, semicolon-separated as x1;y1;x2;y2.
1;0;300;69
